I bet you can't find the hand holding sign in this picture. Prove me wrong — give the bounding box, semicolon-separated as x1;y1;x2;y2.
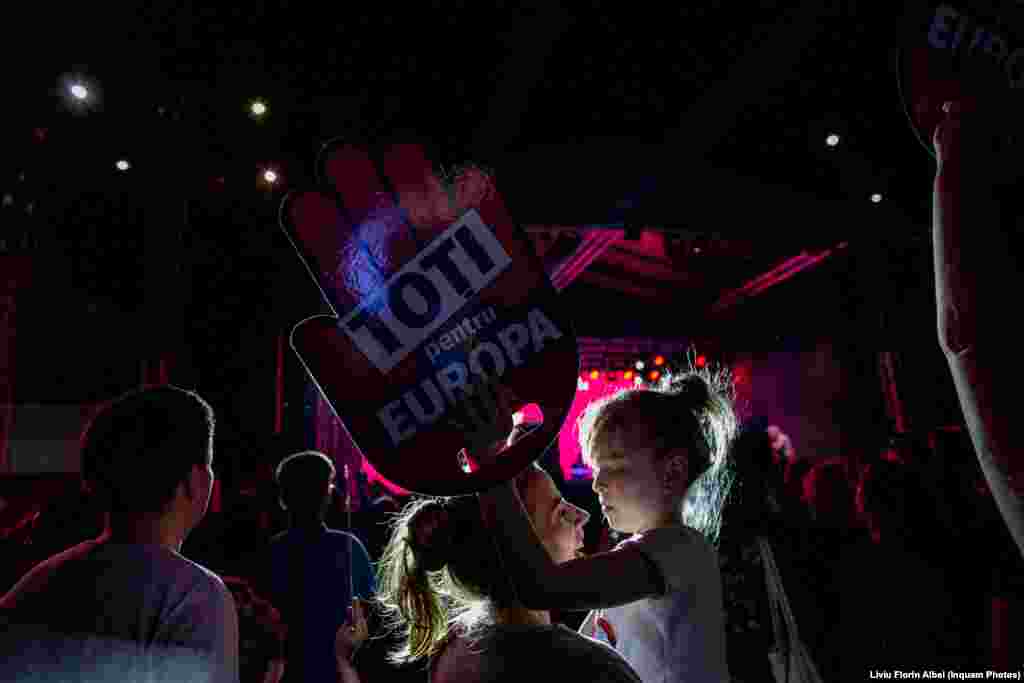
447;371;519;469
279;141;578;495
898;1;1024;183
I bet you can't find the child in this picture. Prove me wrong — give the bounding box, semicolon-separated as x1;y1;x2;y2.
476;367;735;682
375;464;639;683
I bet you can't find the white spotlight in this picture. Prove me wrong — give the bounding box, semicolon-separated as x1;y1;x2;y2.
115;160;131;172
635;360;645;371
70;83;89;100
250;100;267;117
870;193;883;203
263;169;278;185
826;133;840;147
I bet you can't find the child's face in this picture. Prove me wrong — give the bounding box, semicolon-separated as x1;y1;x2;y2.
589;422;676;534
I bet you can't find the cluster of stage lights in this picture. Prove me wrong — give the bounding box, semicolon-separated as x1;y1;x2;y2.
824;132;884;204
577;354;707;391
63;79;279;187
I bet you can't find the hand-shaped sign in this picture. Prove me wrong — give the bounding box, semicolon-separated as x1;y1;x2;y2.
279;141;579;495
897;1;1023;179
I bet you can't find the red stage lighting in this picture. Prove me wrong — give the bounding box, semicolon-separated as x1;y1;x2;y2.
695;355;707;368
653;355;665;366
648;370;660;381
623;370;634;380
589;369;599;380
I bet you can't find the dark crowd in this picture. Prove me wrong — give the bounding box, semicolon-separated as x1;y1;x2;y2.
0;384;1020;682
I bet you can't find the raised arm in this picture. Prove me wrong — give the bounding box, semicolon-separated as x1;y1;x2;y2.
478;481;663;611
932;103;1024;557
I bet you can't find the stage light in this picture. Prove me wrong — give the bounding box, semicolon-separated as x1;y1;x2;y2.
60;74;101;113
250;99;268;117
695;355;707;368
634;376;644;387
624;370;634;380
826;133;840;147
870;193;883;203
263;169;278;185
648;370;661;381
589;370;599;380
654;355;665;366
115;160;131;172
635;360;645;371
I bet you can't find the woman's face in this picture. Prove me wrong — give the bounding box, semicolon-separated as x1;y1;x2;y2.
521;468;589;564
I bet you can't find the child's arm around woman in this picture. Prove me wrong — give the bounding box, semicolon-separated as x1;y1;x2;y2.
476;371;736;613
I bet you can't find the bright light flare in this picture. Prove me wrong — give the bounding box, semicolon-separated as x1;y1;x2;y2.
263;169;278;184
115;159;131;171
826;133;840;147
70;83;89;100
870;193;883;203
250;100;267;116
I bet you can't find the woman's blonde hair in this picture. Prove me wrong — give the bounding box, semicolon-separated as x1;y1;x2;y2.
375;469;536;666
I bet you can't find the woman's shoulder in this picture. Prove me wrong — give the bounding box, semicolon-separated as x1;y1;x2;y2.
548;626;641;682
432;625;640;683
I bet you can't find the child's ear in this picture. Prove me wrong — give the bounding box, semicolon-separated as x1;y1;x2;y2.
663;451;689;495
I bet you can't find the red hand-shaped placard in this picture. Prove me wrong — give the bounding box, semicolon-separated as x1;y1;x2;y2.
279;140;579;495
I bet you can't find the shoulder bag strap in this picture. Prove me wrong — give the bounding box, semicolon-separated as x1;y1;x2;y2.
757;537;789;651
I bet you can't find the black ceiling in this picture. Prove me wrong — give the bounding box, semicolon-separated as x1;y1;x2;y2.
6;1;951;358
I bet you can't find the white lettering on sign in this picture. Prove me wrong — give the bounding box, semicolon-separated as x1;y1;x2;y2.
927;5;961;50
425;307;498;364
926;4;1024;89
340;210;513;373
375;307;565;447
1008;48;1024;87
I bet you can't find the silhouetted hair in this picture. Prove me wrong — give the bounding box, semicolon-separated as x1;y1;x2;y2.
684;419;784;547
577;360;738;491
80;385;215;515
857;460;936;547
274;451;336;517
375;468;535;666
802;462;855;529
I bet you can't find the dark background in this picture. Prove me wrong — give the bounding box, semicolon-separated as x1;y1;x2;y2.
2;1;1005;482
